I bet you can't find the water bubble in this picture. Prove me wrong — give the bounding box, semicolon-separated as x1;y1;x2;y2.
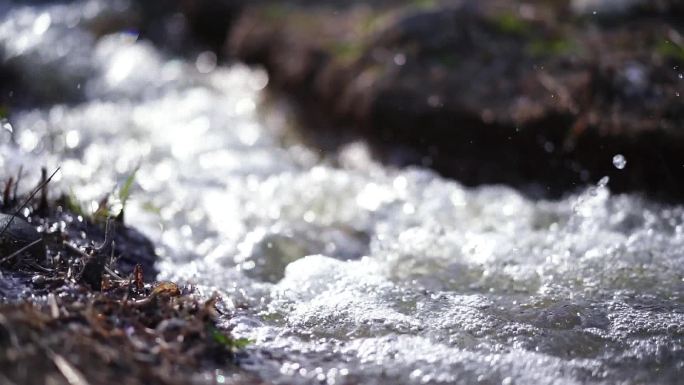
543;142;555;153
65;130;81;149
248;69;269;90
195;51;217;74
612;154;627;170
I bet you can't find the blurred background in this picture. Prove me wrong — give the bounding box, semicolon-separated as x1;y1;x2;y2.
224;0;684;199
1;0;683;199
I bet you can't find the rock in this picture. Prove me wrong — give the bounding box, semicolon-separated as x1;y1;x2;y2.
59;212;158;280
571;0;684;16
130;0;244;52
227;1;684;199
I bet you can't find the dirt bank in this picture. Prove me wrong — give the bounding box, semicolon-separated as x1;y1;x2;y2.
224;0;683;198
0;175;257;385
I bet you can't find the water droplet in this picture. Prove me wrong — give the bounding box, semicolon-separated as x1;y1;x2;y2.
1;119;12;133
393;53;406;66
427;95;442;108
612;154;627;170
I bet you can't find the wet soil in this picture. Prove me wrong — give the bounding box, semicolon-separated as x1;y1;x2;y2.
0;182;258;385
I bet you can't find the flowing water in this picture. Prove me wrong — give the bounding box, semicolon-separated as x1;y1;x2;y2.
1;1;682;384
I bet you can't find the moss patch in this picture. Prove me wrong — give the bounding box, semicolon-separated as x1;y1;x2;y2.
657;39;684;63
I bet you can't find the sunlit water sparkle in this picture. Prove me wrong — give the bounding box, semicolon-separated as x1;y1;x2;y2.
0;1;682;384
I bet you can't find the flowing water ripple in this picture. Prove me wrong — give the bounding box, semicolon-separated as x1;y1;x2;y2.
0;1;682;384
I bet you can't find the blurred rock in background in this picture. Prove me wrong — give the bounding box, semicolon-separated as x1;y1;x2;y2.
224;0;684;198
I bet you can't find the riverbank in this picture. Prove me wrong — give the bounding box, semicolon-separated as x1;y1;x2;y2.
0;177;255;385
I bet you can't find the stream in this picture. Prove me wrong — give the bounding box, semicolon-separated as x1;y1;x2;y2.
0;1;682;384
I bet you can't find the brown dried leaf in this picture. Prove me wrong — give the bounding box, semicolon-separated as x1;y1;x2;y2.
151;282;180;297
133;264;144;292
